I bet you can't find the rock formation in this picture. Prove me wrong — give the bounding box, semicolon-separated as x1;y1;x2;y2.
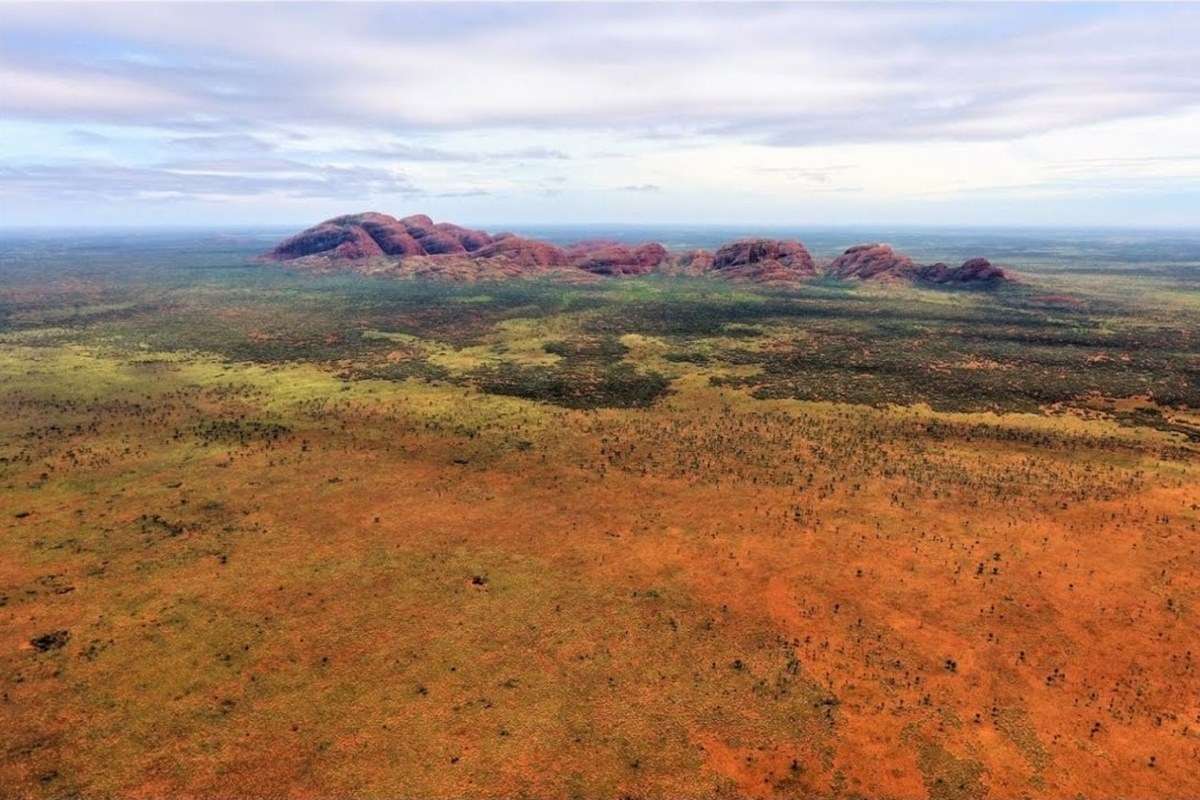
570;242;669;276
471;234;570;267
267;212;494;261
435;223;494;252
829;244;1013;286
358;217;424;256
270;216;386;261
659;249;715;277
913;257;1010;285
710;239;817;282
266;213;1012;287
827;243;915;280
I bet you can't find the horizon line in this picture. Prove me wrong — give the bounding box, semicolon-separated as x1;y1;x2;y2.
4;222;1200;234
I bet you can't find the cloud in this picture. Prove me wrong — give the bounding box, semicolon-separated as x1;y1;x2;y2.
167;134;277;154
908;173;1200;200
0;158;422;201
1;4;1197;144
345;143;568;163
0;62;188;122
754;165;856;185
435;188;492;198
1048;155;1200;175
499;146;569;161
67;129;113;145
1;3;1199;224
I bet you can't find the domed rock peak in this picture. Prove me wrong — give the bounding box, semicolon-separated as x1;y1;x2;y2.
914;257;1012;285
265;214;1011;288
710;239;817;282
267;212;493;261
471;234;570;267
570;242;670;276
827;243;915;280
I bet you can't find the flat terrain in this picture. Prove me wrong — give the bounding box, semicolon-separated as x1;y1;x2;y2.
2;231;1199;798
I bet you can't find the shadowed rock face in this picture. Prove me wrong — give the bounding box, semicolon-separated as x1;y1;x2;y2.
571;242;669;276
829;244;1013;286
956;257;1008;282
713;239;814;270
675;249;715;274
828;243;915;280
413;230;467;255
914;257;1010;284
472;234;570;267
654;249;714;277
359;218;423;256
268;213;492;261
711;239;817;281
398;214;435;236
271;220;384;260
435;223;494;252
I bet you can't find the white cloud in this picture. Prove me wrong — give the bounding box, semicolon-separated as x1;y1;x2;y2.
0;63;185;119
4;3;1197;140
0;3;1198;225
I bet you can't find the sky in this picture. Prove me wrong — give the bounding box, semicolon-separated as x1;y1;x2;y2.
1;1;1199;228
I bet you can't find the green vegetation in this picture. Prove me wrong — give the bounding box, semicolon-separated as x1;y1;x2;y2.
2;231;1199;799
3;253;1198;415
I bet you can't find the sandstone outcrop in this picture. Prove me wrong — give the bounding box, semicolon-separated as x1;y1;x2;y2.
570;242;669;276
267;213;1012;287
472;234;570;267
710;239;817;282
827;243;915;280
268;212;493;260
913;257;1010;285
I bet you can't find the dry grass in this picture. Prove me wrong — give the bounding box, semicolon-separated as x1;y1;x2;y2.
3;335;1198;798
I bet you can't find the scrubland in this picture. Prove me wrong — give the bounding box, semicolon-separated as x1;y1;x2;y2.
2;247;1199;798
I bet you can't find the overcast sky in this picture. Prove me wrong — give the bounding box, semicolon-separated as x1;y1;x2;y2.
2;1;1199;228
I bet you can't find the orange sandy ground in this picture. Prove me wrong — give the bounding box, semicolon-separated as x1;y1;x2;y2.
2;373;1199;799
